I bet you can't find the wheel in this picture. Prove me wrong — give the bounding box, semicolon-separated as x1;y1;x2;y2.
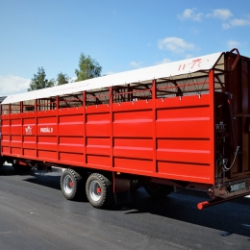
144;183;173;198
60;168;84;200
85;173;114;208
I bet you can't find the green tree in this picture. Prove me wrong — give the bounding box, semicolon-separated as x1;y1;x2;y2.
75;53;102;82
57;72;69;85
28;67;54;91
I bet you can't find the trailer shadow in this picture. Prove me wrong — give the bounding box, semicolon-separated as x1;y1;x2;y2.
125;187;250;237
1;164;250;237
0;163;33;176
24;173;61;190
0;164;61;190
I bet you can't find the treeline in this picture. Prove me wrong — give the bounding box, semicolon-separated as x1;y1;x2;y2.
28;53;102;91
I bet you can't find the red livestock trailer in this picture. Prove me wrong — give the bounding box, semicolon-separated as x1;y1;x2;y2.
1;49;250;209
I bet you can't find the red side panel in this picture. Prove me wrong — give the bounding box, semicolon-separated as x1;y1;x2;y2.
155;94;214;182
1;73;215;184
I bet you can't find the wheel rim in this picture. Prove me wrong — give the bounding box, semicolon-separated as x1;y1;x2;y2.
63;175;74;194
89;180;102;202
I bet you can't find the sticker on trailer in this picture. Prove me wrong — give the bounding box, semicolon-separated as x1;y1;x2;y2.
215;122;226;132
40;127;53;133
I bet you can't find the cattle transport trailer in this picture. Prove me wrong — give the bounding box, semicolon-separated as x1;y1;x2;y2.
1;49;250;209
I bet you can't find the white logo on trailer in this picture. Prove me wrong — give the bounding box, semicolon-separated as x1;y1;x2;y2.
40;127;53;133
25;126;32;135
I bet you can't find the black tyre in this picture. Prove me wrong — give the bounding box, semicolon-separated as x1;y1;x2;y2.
60;168;84;200
144;183;173;198
86;173;114;208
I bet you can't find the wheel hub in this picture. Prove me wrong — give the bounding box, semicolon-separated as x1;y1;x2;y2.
63;175;74;194
89;180;102;202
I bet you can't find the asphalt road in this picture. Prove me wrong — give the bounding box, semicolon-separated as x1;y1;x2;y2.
0;164;249;250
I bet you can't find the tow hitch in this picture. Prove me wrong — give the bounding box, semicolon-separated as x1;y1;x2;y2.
197;178;250;210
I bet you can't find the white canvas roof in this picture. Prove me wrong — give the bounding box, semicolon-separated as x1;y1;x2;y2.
2;52;223;104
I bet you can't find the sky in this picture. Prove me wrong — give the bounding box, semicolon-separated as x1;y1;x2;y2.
0;0;250;96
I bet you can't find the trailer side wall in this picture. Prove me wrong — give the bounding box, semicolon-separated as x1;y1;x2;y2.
1;75;215;184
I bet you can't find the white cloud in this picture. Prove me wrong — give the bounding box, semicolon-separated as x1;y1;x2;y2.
158;37;195;54
155;58;171;65
223;18;250;29
191;27;200;34
185;54;194;59
227;40;240;48
178;8;249;30
130;61;142;68
230;18;250;27
0;75;30;95
178;8;203;21
206;9;233;20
